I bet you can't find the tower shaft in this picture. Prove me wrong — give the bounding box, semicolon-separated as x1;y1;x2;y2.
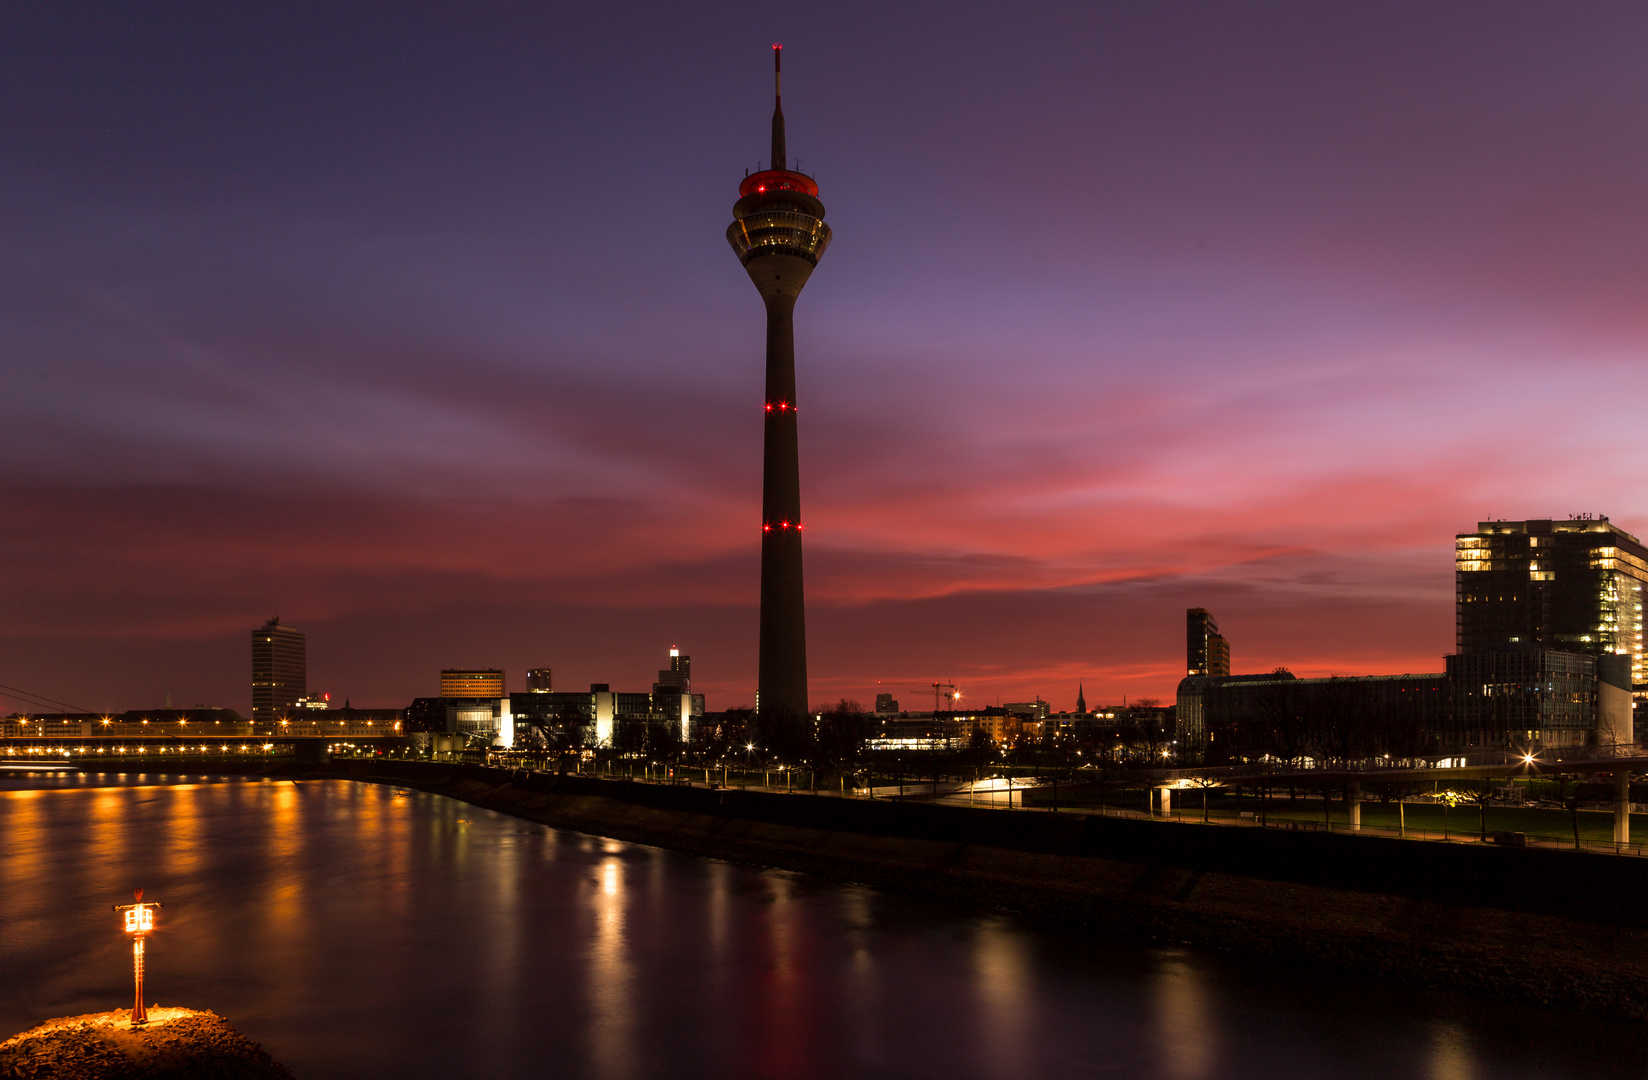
759;293;806;719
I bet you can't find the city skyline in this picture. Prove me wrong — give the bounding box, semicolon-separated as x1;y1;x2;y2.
3;4;1647;713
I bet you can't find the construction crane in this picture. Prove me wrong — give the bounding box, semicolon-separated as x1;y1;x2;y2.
876;681;961;713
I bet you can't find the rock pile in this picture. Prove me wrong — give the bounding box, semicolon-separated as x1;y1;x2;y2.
0;1008;292;1079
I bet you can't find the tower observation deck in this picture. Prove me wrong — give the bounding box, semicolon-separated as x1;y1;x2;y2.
727;44;831;723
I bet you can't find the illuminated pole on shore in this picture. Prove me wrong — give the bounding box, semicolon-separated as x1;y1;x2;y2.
113;889;162;1025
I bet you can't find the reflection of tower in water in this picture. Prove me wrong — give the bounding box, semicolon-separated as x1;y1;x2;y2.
586;853;634;1078
727;44;831;722
971;917;1032;1080
1153;953;1214;1079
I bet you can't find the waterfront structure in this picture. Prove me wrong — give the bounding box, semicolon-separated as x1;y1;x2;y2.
510;651;706;748
727;44;831;722
1447;516;1643;750
1186;608;1230;677
406;695;513;746
1444;649;1632;750
440;669;505;698
1177;516;1648;755
3;707;246;738
1178;671;1449;759
1;706;401;740
1455;517;1646;693
252;618;305;724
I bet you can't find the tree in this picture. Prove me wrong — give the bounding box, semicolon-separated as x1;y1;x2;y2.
755;703;815;766
1308;678;1377;768
816;699;872;781
1436;788;1468;840
1187;775;1221;822
1255;672;1308;767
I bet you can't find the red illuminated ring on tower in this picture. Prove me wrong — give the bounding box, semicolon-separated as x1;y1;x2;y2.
764;401;795;412
761;521;805;532
739;170;819;198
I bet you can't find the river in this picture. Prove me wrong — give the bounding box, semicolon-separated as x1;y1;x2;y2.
1;772;1640;1079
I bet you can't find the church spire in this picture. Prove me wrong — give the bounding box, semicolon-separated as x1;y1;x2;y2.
1076;683;1086;714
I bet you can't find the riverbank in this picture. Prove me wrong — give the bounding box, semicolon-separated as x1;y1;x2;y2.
257;758;1648;1021
0;1008;292;1079
43;758;1648;1019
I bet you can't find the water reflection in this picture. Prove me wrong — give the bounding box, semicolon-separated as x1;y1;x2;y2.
972;918;1031;1080
587;855;634;1079
1154;953;1214;1080
1429;1021;1476;1080
0;776;1642;1080
755;874;809;1077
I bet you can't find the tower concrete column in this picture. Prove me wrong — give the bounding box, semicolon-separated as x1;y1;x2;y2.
1156;785;1172;817
1346;782;1361;830
757;291;807;721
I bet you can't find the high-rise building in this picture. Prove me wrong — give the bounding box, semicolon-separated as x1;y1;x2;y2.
1186;608;1230;677
651;647;700;742
440;669;505;698
525;668;554;692
651;648;690;694
252;618;306;723
1456;517;1646;692
727;44;831;722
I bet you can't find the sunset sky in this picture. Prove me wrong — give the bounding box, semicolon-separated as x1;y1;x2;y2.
3;2;1646;714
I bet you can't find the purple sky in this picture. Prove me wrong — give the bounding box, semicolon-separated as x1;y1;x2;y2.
3;2;1647;714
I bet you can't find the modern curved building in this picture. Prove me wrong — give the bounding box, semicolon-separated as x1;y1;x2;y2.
726;45;831;722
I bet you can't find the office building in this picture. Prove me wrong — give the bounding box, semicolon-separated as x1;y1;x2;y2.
727;45;832;722
1187;608;1230;677
651;648;698;741
1444;649;1632;750
652;649;690;693
440;669;505;698
1448;516;1642;749
1455;517;1646;691
252;618;306;723
407;695;513;747
525;668;554;692
1178;517;1646;756
1178;671;1448;757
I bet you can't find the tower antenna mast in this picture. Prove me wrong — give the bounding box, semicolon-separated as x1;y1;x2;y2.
771;43;785;172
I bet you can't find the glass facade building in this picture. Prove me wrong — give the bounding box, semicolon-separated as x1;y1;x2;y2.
1456;517;1647;692
1443;649;1597;748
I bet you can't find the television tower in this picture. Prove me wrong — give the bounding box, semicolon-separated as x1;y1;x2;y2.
727;44;831;722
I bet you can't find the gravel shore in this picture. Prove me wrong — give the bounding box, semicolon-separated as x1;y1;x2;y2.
0;1008;292;1079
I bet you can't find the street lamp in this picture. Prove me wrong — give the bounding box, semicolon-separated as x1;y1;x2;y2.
113;889;162;1025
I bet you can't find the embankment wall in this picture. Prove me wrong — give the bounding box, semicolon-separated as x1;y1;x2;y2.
328;760;1648;928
